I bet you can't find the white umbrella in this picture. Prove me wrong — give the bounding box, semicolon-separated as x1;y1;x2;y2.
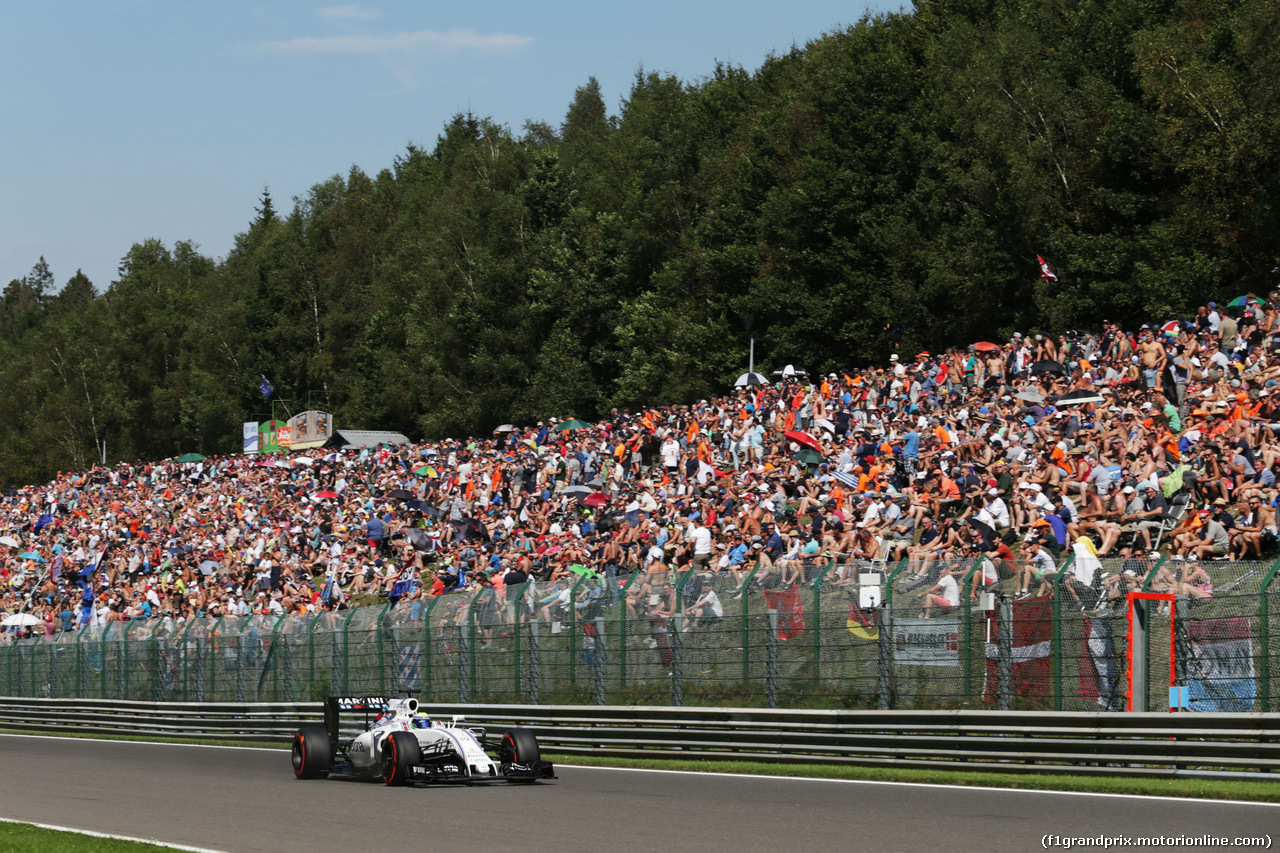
734;372;770;387
772;364;809;379
0;536;18;548
1;613;42;627
815;418;836;432
1016;391;1045;404
494;424;517;433
292;456;315;466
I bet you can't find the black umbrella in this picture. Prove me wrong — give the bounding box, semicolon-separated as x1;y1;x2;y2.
403;528;437;553
450;517;491;542
384;488;415;501
405;500;438;516
1030;359;1066;375
967;518;998;549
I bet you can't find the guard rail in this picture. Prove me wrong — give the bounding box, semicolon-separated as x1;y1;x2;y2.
0;697;1276;780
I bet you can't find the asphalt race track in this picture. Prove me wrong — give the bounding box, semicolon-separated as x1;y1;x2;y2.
0;734;1275;852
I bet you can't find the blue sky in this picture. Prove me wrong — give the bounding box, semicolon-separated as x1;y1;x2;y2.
1;1;902;294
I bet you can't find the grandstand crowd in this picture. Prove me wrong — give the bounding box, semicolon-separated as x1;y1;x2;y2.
3;291;1280;639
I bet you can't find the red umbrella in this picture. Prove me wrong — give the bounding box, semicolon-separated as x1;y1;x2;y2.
315;490;339;500
973;341;1000;352
581;493;608;508
782;430;822;452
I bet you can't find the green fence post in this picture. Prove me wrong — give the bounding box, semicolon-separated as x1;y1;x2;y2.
466;591;483;701
420;596;442;702
375;603;392;697
340;609;357;695
1137;555;1166;713
100;626;109;699
175;619;192;701
511;585;523;699
1140;555;1166;591
567;573;591;690
269;615;286;702
883;557;910;612
811;559;838;684
961;558;982;697
1258;556;1280;712
616;572;642;689
75;629;85;699
739;564;761;682
209;617;224;700
1050;554;1075;712
305;614;317;698
145;623;161;702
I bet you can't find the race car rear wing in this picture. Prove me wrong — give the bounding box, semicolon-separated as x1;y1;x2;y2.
324;695;390;745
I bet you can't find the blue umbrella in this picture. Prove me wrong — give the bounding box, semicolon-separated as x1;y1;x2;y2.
833;471;859;489
17;551;45;563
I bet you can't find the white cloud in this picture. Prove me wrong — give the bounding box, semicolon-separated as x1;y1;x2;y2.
263;28;533;57
317;5;380;20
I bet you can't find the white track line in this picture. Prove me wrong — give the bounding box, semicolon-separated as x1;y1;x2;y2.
0;816;228;852
2;732;1276;808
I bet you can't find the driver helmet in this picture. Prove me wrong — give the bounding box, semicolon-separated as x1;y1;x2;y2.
412;712;433;730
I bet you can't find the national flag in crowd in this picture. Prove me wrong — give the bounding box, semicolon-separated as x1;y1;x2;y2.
398;644;422;690
1185;617;1256;712
1078;614;1124;711
763;588;806;641
75;543;110;594
1037;255;1058;282
983;595;1053;703
258;375;274;398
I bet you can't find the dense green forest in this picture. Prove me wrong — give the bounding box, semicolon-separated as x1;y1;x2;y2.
3;0;1278;484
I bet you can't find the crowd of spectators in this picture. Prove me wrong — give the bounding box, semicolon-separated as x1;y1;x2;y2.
4;290;1280;640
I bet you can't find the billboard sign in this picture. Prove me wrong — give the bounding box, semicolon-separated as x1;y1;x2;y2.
287;410;333;451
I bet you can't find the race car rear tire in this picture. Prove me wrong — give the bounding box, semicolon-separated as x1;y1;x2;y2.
292;726;331;779
382;731;421;786
500;727;540;780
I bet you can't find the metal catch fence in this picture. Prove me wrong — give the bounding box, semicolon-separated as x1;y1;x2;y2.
2;556;1278;711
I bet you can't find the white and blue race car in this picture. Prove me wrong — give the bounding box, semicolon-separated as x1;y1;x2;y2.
292;695;554;785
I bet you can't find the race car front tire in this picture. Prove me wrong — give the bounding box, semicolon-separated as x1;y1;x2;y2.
499;727;541;780
382;730;421;786
292;726;331;779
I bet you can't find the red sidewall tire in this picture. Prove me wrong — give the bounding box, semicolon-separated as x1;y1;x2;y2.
293;726;330;779
382;733;400;785
382;731;421;786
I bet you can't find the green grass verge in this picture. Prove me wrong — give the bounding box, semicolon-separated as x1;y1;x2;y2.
545;753;1280;803
3;728;1275;804
0;822;191;852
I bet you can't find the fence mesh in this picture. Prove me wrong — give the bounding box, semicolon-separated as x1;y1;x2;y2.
2;556;1277;710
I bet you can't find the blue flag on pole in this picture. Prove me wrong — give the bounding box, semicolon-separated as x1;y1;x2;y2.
259;375;274;398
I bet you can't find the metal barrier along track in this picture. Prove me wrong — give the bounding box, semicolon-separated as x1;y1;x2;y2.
0;697;1277;780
